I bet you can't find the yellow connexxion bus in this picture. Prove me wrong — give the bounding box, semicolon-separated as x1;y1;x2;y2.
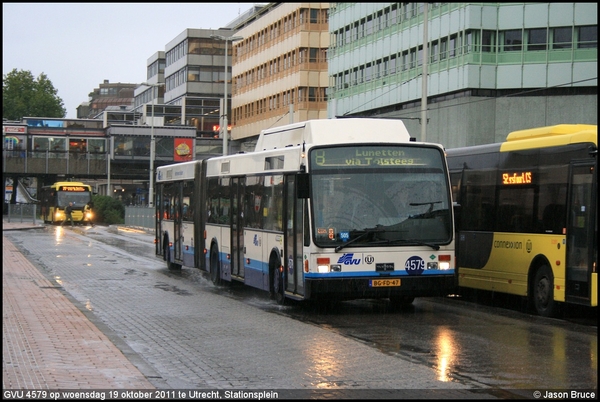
447;124;597;317
39;181;93;225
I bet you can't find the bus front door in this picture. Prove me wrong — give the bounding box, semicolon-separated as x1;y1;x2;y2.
565;162;596;306
231;177;245;279
284;175;305;297
173;187;183;262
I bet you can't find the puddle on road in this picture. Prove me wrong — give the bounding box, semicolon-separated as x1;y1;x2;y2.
154;282;192;296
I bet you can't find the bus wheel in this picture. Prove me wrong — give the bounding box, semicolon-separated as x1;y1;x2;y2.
271;258;285;305
210;247;221;286
166;257;181;271
532;265;555;317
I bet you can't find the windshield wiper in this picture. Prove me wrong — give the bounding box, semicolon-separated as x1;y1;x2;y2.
383;238;441;250
410;200;442;213
335;225;384;252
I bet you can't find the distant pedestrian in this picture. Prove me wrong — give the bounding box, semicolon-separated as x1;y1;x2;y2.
84;201;94;227
61;202;74;227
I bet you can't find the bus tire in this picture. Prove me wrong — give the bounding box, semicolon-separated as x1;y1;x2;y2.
210;247;221;285
532;265;555;317
166;254;181;271
270;255;285;305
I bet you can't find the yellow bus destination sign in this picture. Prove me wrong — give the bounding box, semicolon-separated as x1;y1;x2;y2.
311;146;433;168
59;186;88;192
502;172;533;185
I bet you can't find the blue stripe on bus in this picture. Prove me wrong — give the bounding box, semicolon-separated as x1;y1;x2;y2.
304;269;454;279
244;258;268;273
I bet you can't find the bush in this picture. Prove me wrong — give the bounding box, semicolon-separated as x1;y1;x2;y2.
92;195;124;225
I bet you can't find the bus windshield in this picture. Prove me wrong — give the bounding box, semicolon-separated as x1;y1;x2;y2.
57;191;91;208
310;145;452;248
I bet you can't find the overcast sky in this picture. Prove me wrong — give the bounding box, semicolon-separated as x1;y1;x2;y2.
3;3;256;119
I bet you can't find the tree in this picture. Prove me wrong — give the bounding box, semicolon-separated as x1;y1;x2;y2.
92;195;125;225
2;68;66;120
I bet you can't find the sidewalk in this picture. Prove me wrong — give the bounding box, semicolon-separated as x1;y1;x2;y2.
3;218;155;389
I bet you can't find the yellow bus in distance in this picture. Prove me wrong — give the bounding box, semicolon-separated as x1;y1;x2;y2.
40;181;93;225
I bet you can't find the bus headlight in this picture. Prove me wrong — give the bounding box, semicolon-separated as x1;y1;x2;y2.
317;257;330;273
438;254;452;270
317;264;330;273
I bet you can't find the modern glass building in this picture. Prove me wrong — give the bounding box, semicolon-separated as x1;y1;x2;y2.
327;3;597;147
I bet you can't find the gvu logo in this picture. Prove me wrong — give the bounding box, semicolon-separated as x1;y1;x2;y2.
253;234;259;246
405;255;425;275
338;253;361;265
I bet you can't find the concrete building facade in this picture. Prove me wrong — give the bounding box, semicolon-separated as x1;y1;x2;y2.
230;3;330;149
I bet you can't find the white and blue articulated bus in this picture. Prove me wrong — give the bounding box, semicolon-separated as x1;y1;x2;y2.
155;118;455;306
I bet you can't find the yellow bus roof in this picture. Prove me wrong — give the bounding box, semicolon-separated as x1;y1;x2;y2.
51;181;91;188
501;124;597;152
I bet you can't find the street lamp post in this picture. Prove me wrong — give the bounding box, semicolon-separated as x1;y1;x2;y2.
141;82;164;208
210;34;243;156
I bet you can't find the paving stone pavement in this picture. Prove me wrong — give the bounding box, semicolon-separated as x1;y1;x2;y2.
2;218;497;398
3;227;155;390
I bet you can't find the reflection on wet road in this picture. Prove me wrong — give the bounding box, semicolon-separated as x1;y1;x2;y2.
263;297;597;391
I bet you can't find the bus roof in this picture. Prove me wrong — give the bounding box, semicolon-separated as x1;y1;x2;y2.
255;118;413;151
48;181;91;189
502;124;597;152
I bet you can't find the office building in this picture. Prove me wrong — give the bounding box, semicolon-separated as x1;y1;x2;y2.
327;3;597;147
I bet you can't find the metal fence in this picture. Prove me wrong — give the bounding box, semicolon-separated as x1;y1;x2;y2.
124;206;155;232
5;203;38;224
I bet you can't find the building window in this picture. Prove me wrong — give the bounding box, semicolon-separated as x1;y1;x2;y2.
440;38;448;59
482;30;496;53
310;8;319;23
366;16;374;36
387;56;395;75
449;34;459;57
430;41;438;62
553;27;572;49
402;51;409;70
577;26;597;48
504;30;522;51
188;67;200;82
528;28;547;51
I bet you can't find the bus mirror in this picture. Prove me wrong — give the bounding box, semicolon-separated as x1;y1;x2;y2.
296;173;310;199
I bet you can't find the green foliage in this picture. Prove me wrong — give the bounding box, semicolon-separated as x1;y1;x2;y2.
3;68;66;120
91;195;125;225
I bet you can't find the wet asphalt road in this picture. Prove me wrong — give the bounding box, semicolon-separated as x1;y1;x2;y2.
4;224;597;398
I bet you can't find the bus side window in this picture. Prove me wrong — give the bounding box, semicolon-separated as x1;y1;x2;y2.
497;205;518;232
542;204;565;234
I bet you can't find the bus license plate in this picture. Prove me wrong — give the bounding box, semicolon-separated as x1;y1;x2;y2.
370;279;401;287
